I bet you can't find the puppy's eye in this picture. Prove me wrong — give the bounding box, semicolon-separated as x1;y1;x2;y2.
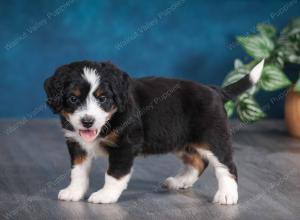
68;96;78;104
98;96;107;103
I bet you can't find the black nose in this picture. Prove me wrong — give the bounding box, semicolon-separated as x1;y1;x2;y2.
81;116;95;128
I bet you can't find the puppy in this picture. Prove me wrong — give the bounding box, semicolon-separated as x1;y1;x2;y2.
44;60;264;205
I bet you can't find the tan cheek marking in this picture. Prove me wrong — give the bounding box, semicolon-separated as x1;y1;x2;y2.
100;131;119;147
106;131;119;143
73;154;87;165
61;111;70;119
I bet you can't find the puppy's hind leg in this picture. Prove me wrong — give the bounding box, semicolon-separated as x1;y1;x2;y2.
163;147;208;190
196;142;238;205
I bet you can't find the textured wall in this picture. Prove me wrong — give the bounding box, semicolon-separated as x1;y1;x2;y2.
0;0;299;118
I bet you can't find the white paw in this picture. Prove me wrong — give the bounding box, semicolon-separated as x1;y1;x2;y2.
162;177;193;190
58;186;86;202
88;189;120;204
213;187;238;205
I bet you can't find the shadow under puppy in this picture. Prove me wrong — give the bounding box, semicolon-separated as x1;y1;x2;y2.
44;60;264;205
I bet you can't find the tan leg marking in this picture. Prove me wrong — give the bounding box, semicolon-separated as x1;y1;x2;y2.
181;150;207;176
73;154;87;165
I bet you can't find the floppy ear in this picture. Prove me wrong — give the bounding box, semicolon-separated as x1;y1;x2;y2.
44;75;64;114
111;72;130;112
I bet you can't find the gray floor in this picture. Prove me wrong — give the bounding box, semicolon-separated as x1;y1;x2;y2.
0;119;300;220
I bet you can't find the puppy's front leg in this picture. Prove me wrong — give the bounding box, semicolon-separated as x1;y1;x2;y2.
88;149;134;204
58;141;91;201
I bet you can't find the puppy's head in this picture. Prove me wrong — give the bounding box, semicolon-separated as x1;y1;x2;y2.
44;61;129;142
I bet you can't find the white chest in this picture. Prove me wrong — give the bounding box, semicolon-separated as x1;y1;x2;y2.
63;129;107;157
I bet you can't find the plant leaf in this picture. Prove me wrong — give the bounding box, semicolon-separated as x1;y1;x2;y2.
234;59;244;69
222;67;249;87
294;73;300;92
273;52;285;68
280;18;300;37
277;37;300;64
277;18;300;64
236;95;265;122
222;61;259;96
224;101;235;117
237;35;274;59
257;23;276;38
259;65;292;91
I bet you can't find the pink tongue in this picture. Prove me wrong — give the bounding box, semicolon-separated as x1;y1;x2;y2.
79;130;97;142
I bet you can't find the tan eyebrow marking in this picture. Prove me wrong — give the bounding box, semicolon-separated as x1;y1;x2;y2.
72;87;81;96
95;88;102;97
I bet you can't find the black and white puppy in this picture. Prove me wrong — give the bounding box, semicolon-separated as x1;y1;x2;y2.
44;60;264;205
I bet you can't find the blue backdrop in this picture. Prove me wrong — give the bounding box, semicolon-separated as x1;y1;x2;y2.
0;0;299;118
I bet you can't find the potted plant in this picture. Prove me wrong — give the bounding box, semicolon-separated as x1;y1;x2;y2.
223;18;300;137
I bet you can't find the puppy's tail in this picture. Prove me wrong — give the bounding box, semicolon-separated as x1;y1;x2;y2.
220;59;264;102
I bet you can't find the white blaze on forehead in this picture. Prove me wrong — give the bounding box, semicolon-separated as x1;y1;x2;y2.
66;66;111;143
82;67;100;93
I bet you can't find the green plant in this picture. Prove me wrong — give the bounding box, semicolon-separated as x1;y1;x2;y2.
223;18;300;122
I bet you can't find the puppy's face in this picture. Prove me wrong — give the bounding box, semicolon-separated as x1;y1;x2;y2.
44;61;129;142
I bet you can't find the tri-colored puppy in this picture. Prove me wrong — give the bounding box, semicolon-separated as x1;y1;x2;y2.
44;60;264;205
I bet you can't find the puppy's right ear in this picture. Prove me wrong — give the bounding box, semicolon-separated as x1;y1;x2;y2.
44;75;64;114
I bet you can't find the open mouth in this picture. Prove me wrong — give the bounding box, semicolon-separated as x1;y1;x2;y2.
79;129;98;142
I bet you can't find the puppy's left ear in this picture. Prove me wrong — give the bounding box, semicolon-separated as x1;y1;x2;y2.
111;72;130;112
44;75;64;114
